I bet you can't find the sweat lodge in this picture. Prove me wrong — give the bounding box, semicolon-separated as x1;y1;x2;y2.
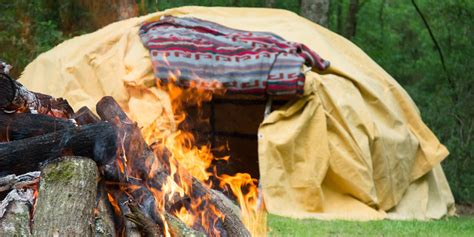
18;6;455;220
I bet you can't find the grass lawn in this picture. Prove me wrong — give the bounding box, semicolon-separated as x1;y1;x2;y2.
268;214;474;237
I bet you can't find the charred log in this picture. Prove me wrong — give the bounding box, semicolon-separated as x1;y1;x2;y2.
0;122;117;175
72;106;101;125
96;96;168;183
125;200;161;237
0;76;74;118
0;112;74;142
33;156;98;237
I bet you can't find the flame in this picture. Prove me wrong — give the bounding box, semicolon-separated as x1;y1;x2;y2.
115;53;267;236
140;76;266;236
107;193;122;217
218;173;267;236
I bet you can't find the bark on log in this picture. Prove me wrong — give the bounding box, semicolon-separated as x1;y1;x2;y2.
33;156;98;237
0;112;74;142
166;213;206;237
125;200;161;237
0;189;33;237
95;184;115;237
0;122;117;175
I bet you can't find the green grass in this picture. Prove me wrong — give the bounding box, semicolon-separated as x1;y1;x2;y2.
268;214;474;237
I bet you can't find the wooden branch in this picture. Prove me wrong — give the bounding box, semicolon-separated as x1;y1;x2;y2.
0;189;33;237
33;156;98;237
0;112;74;142
411;0;456;100
0;122;117;175
0;76;74;118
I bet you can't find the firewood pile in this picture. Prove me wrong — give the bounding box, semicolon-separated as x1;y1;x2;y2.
0;72;251;236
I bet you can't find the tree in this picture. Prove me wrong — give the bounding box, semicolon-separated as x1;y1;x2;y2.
264;0;276;8
344;0;359;39
77;0;138;29
300;0;330;27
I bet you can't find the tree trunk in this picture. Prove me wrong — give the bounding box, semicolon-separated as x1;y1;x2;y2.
345;0;359;40
33;156;98;237
264;0;276;8
300;0;330;27
78;0;139;29
336;0;344;34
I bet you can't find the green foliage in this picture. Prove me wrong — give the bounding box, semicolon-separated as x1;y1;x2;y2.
0;0;472;203
0;0;67;77
338;0;474;203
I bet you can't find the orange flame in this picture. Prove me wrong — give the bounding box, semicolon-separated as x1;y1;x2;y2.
136;54;267;236
142;78;266;236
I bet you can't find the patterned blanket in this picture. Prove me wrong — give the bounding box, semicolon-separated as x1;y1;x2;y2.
139;16;329;96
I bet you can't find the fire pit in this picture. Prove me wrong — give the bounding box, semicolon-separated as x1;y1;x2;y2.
0;75;266;236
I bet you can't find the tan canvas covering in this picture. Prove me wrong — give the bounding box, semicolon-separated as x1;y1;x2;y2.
19;6;455;220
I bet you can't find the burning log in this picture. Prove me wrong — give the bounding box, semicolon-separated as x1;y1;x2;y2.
191;178;250;237
124;199;206;237
0;122;117;175
96;96;251;237
0;84;254;236
33;156;98;236
0;76;74;118
125;200;162;237
165;212;206;237
0;189;34;237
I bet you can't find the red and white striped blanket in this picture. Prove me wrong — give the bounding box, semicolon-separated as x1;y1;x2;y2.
139;16;329;96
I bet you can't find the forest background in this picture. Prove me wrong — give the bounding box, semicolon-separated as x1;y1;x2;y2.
0;0;472;205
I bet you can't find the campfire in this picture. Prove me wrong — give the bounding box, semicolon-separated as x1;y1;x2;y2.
0;71;267;236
